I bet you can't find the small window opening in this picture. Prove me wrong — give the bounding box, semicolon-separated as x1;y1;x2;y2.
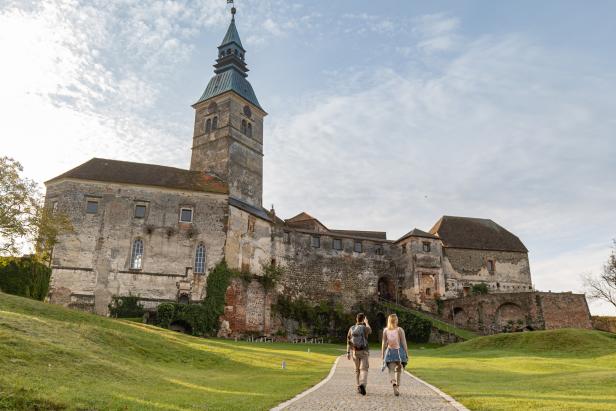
180;208;193;223
487;259;495;273
422;241;431;252
241;119;247;134
212;116;218;130
205;118;211;133
333;238;342;250
283;231;290;243
375;244;384;255
354;240;363;253
86;200;98;214
247;123;252;138
311;235;320;248
134;204;146;218
401;243;407;254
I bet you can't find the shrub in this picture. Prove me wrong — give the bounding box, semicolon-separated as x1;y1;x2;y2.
472;283;489;295
157;303;175;328
108;294;145;318
0;256;51;300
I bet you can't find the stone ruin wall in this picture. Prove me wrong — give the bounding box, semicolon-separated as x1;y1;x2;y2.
272;227;395;311
46;179;228;315
442;248;533;298
441;292;592;334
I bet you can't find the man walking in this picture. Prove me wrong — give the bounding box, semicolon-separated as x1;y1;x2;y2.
346;313;372;395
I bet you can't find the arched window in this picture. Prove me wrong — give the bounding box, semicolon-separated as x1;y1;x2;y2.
234;49;238;55
194;243;206;274
241;119;247;134
247;123;252;138
205;118;211;133
212;116;218;129
131;239;144;270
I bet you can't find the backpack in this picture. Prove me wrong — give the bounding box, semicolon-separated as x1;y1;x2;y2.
350;324;367;350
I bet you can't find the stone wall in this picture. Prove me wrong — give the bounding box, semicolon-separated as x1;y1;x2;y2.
272;227;394;310
442;248;532;298
441;291;592;334
223;277;272;336
592;316;616;333
45;179;228;315
224;205;272;274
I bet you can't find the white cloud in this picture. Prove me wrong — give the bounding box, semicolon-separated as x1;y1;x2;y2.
413;13;460;52
263;26;616;315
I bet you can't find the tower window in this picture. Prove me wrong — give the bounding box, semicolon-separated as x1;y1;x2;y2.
51;201;58;214
194;243;206;274
311;235;320;248
130;239;144;270
234;49;238;55
212;116;218;130
227;48;231;55
283;231;290;243
241;119;247;134
180;208;193;223
86;200;98;214
333;238;342;250
422;241;431;252
205;118;211;133
401;243;407;254
247;123;252;138
354;241;363;253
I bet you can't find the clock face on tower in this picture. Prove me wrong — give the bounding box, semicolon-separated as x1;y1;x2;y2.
243;105;252;118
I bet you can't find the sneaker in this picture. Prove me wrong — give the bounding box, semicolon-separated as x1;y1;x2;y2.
356;385;361;394
359;384;366;396
393;384;399;396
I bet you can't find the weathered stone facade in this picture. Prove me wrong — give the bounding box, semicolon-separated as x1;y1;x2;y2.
441;292;592;334
43;10;592;337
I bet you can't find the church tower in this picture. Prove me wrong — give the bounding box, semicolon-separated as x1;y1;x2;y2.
190;6;266;207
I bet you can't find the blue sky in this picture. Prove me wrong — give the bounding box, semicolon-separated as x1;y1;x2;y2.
1;0;615;314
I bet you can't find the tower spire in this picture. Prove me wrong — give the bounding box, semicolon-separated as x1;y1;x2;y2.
194;1;261;109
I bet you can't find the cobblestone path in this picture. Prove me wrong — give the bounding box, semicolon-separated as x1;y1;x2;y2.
278;355;466;410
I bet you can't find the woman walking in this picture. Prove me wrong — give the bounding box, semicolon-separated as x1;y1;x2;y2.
381;314;409;396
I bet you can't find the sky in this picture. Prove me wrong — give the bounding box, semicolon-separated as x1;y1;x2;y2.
1;0;615;314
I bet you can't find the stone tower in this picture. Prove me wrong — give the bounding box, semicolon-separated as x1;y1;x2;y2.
190;7;266;207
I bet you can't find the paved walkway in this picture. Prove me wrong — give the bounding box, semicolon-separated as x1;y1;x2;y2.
275;355;467;410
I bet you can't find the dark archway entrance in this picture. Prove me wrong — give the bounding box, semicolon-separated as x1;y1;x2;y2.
377;276;395;301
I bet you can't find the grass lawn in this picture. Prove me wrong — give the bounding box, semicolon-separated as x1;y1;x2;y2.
0;292;340;411
3;291;616;411
409;329;616;411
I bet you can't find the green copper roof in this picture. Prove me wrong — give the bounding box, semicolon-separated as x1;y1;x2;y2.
220;17;244;50
196;69;261;108
195;12;262;109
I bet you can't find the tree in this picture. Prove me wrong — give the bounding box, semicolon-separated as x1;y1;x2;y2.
0;156;72;260
0;157;38;255
583;241;616;310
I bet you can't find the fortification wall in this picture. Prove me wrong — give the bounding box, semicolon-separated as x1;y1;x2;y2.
441;292;591;334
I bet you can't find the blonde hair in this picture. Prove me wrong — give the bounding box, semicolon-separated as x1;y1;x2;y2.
386;314;398;330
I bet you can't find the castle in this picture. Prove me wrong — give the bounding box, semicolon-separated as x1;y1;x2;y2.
45;8;592;335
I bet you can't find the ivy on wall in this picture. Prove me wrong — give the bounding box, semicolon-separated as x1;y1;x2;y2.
155;260;236;336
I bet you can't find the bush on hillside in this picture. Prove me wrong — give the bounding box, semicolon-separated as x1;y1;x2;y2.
0;256;51;300
108;294;145;318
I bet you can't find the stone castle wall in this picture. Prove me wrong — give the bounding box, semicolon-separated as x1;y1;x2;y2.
46;179;228;315
442;248;532;298
441;292;592;334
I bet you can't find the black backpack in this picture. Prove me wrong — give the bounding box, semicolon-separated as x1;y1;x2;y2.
350;324;367;350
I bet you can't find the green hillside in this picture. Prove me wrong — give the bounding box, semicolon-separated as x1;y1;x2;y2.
0;292;339;411
409;328;616;410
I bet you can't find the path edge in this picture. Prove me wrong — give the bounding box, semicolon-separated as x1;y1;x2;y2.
270;355;342;411
403;370;469;411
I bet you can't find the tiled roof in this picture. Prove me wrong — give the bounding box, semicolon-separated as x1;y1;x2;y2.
429;216;528;253
396;228;438;243
46;158;228;194
229;197;271;222
330;230;387;240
